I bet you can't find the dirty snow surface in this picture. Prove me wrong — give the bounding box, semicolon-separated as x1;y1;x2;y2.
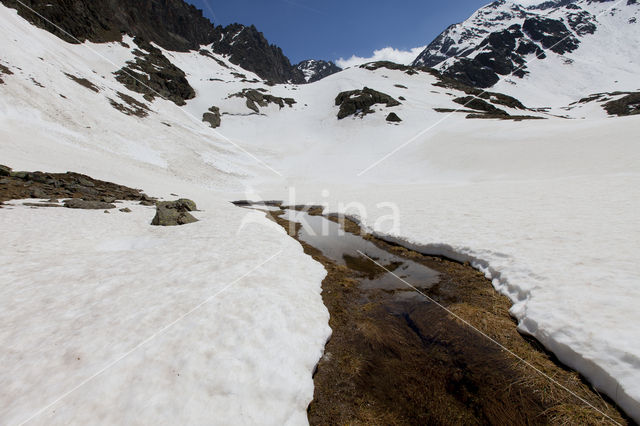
1;1;640;424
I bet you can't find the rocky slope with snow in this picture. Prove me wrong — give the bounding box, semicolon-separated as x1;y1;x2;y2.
295;60;342;83
413;0;640;105
1;0;640;424
0;0;335;84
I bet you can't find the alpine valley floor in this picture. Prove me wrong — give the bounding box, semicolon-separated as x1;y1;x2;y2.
1;1;640;424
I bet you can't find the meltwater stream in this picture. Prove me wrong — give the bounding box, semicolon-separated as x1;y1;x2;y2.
237;203;627;424
281;209;440;291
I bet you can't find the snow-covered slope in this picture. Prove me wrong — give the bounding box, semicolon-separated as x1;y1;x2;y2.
1;1;640;424
0;6;332;425
413;0;640;106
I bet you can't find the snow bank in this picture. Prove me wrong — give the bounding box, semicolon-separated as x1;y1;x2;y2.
0;201;329;425
0;6;330;424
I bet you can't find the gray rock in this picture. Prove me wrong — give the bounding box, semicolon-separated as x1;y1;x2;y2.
64;199;116;210
151;199;198;226
120;207;132;213
30;188;49;199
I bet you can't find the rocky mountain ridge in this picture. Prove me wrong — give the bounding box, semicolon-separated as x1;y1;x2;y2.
0;0;337;84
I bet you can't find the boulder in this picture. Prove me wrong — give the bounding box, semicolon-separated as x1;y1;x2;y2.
386;113;402;122
151;199;198;226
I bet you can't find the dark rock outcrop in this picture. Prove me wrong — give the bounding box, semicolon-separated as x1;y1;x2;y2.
151;199;198;226
430;69;528;110
114;37;195;106
0;165;155;204
229;89;296;113
603;92;640;116
0;0;217;51
211;24;305;84
202;106;221;128
295;60;341;83
386;112;402;122
522;18;579;54
335;87;401;119
453;96;508;115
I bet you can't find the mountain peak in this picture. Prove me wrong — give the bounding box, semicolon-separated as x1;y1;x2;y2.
412;0;639;101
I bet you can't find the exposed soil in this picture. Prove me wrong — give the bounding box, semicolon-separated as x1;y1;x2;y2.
108;91;151;118
241;203;629;425
64;72;100;93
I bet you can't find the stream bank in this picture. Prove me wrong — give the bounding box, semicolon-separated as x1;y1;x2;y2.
238;202;628;425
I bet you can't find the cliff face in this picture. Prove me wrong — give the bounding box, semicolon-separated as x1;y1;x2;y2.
211;23;306;84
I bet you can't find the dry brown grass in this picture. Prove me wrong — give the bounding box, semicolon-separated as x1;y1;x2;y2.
264;207;628;425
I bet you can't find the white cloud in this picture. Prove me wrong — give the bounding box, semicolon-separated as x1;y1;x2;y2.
335;46;426;69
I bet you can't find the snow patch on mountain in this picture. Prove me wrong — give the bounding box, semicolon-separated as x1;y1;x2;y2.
413;0;640;106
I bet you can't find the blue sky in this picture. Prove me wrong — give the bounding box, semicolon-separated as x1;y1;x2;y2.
186;0;491;65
